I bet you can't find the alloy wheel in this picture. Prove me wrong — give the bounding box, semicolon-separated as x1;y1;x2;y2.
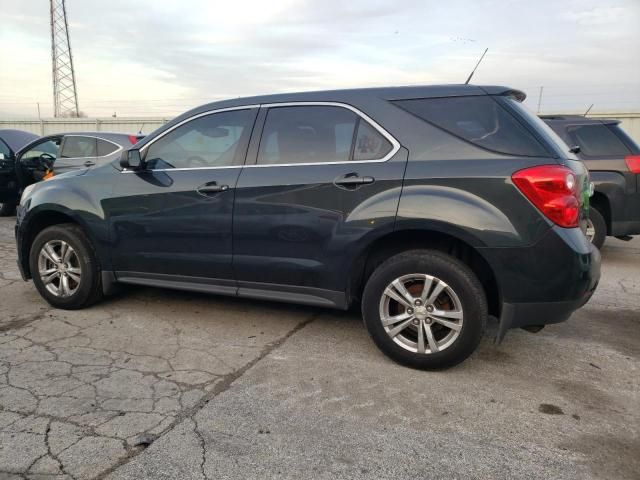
379;274;464;354
585;218;596;243
37;240;82;297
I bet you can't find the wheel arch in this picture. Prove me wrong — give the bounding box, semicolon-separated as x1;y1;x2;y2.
19;206;102;279
348;227;501;318
590;192;611;235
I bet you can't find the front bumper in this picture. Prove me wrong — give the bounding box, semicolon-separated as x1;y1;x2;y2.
15;207;30;281
480;225;601;342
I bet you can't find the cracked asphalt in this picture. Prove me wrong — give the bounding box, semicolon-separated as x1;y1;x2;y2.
0;217;638;480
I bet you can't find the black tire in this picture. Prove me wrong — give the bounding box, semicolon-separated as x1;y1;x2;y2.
0;201;16;217
361;249;487;370
587;206;606;250
29;223;103;309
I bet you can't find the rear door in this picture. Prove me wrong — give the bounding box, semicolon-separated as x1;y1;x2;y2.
232;103;407;305
57;135;99;174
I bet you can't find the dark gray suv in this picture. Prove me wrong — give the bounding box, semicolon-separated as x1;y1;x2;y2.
543;115;640;248
15;85;600;369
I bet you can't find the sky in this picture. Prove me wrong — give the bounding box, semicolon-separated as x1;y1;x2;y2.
1;0;639;118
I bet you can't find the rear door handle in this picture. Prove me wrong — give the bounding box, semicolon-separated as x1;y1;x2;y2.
197;182;229;195
84;160;95;167
334;174;375;187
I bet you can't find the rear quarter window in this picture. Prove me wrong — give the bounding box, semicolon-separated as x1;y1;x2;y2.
394;96;548;157
567;124;632;157
97;138;119;156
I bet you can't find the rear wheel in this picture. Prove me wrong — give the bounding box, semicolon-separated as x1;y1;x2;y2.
362;250;487;370
586;206;606;249
0;201;16;217
29;224;103;309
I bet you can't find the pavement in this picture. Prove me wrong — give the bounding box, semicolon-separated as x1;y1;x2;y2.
0;216;637;480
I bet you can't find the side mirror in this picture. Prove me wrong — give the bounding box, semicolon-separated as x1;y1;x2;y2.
120;149;143;170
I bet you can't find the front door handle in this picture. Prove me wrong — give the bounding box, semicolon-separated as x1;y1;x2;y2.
197;182;229;195
334;174;375;187
84;160;95;167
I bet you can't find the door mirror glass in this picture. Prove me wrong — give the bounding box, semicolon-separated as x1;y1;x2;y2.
120;149;143;169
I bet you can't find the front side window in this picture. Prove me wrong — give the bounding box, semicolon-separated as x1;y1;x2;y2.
20;138;61;164
144;109;254;169
61;136;97;158
394;96;548;157
567;124;631;157
257;105;392;165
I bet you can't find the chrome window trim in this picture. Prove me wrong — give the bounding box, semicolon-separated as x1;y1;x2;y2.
61;134;123;159
248;101;400;167
139;105;260;154
124;101;400;173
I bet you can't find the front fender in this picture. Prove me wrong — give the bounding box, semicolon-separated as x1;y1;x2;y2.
17;176;113;276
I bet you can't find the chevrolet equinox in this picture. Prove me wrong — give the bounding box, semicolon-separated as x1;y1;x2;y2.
15;85;601;369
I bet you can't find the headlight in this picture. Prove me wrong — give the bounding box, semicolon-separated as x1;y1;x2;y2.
20;184;36;205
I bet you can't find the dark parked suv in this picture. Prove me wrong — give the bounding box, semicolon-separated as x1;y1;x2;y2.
15;85;600;369
542;115;640;248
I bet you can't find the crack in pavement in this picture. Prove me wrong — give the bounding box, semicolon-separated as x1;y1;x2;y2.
92;312;319;480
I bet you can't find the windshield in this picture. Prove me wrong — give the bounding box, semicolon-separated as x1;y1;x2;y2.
501;97;578;160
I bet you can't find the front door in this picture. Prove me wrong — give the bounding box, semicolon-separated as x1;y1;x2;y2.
107;107;257;286
232;104;407;304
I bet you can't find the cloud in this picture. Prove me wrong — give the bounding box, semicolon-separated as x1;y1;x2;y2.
0;0;638;117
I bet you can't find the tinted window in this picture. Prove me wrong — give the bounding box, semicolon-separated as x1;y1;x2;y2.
394;96;548;157
0;140;10;159
97;138;119;156
61;136;97;158
144;109;254;169
258;106;367;165
353;119;392;160
567;124;631;157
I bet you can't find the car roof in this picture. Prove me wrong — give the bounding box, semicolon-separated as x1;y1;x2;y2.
0;129;40;153
541;115;620;126
186;84;521;113
134;84;523;149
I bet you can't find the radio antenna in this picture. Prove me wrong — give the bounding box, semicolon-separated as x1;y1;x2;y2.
465;48;488;85
583;104;594;116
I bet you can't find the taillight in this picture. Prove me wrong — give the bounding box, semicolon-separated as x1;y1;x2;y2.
512;165;580;228
128;135;139;145
625;155;640;173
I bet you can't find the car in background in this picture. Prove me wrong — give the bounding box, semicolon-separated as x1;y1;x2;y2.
0;131;144;216
0;129;40;215
15;85;600;369
543;115;640;249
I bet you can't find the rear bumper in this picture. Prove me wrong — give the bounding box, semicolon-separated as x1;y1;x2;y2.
480;226;601;341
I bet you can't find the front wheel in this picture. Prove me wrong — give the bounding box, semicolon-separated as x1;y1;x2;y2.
29;224;103;309
362;250;487;370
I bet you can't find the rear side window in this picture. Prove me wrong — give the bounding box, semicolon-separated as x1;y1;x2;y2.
567;124;631;157
61;136;97;158
257;105;392;165
97;138;119;156
394;96;548;157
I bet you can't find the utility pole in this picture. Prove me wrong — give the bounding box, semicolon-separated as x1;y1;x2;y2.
536;86;544;114
50;0;80;117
